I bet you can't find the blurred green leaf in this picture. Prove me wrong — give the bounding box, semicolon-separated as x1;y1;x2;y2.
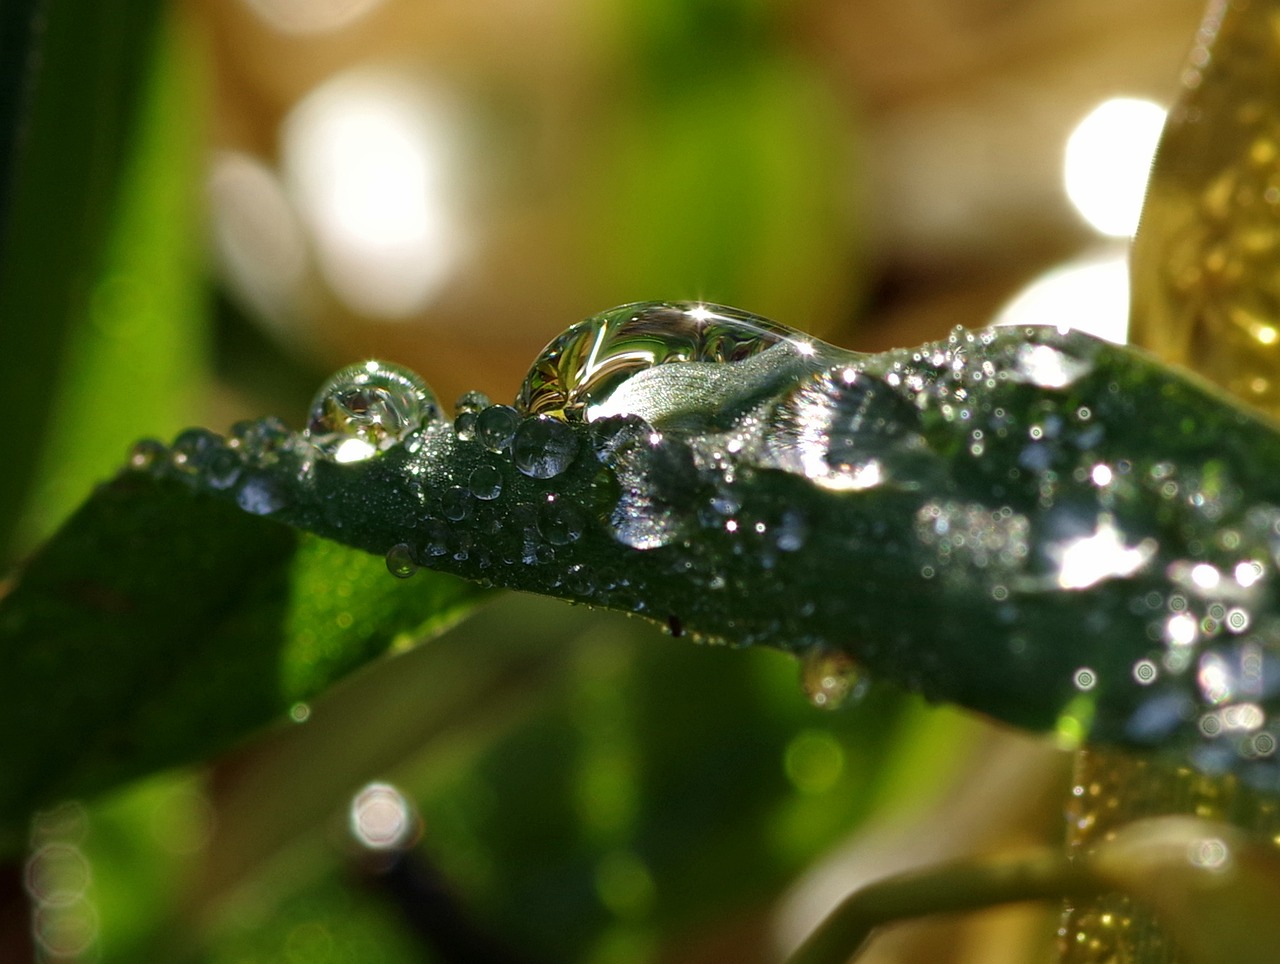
0;0;170;560
0;473;486;851
17;9;209;550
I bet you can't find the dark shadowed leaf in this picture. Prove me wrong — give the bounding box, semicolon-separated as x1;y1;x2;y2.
0;472;485;851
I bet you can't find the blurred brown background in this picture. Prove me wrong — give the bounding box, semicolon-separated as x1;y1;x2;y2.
197;0;1204;416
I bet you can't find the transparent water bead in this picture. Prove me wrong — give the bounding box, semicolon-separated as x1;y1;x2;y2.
385;543;418;579
453;391;490;442
468;464;503;500
476;405;520;454
171;428;243;490
516;301;814;421
304;360;438;463
513;416;579;479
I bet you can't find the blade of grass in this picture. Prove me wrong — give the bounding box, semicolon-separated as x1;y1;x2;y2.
0;0;166;561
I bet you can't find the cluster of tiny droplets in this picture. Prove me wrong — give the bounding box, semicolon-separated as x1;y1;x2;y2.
128;416;300;518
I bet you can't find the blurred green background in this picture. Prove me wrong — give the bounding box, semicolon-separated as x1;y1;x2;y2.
0;0;1207;960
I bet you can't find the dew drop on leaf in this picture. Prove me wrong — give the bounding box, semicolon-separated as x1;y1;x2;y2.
468;464;503;501
235;473;290;516
513;416;579;479
475;404;520;454
385;543;417;579
453;391;490;442
440;486;472;522
230;416;292;460
538;499;584;545
304;360;438;463
454;390;491;415
800;649;866;710
128;438;167;471
515;301;812;421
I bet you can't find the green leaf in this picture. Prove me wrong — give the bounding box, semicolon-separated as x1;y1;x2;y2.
38;301;1280;789
0;472;486;850
0;0;170;560
16;9;209;551
10;299;1280;847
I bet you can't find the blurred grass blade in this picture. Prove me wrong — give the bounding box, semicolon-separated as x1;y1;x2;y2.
17;9;210;553
0;0;44;241
0;473;486;853
0;0;166;561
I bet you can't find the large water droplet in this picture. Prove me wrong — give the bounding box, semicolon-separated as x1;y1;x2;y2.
800;649;866;710
513;416;579;479
304;360;438;463
516;301;816;421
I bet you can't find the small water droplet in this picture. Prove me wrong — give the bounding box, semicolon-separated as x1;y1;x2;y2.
128;438;166;471
386;543;417;579
455;390;491;414
800;650;866;710
440;486;472;522
205;449;243;490
304;360;438;463
1012;343;1092;389
476;404;520;453
453;391;489;442
419;519;450;557
236;473;289;516
516;301;816;420
539;499;585;545
170;428;243;489
513;416;579;479
468;464;504;500
230;416;292;460
454;411;477;442
565;564;595;595
597;419;697;550
171;428;223;473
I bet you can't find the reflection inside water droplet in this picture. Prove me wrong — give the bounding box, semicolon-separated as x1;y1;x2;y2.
764;368;931;492
304;360;438;462
516;301;816;421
